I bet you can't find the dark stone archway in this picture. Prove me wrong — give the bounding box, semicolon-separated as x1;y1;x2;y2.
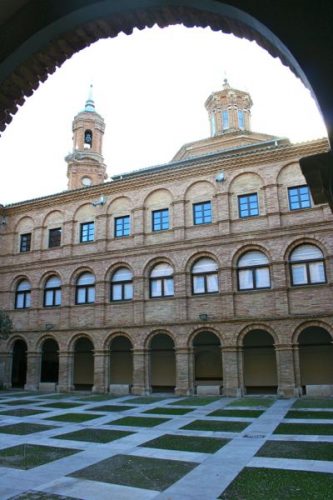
149;333;175;392
243;329;277;394
11;339;27;388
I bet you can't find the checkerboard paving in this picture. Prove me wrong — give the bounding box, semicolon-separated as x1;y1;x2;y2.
0;392;331;499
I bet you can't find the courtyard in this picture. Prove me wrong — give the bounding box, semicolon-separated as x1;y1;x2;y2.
0;392;332;499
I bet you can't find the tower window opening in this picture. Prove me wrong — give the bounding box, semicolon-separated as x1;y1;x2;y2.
210;114;216;136
238;110;245;129
84;129;93;149
222;110;229;130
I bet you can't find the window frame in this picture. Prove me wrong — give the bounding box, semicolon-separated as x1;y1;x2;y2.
152;208;169;232
110;268;133;302
48;227;62;248
20;233;31;252
289;246;327;286
149;264;174;298
191;258;219;295
238;193;259;218
288;185;311;211
75;273;95;304
15;280;31;309
43;276;61;307
193;201;212;225
80;221;95;243
114;215;130;238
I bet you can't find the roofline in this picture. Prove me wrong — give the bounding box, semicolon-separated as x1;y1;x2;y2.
111;137;289;181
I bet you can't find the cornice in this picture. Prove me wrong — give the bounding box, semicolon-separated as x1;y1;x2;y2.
3;138;329;215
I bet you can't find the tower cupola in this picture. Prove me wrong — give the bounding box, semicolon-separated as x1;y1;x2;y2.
66;85;107;190
205;78;253;137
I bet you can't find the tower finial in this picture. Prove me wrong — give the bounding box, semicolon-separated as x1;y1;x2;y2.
84;84;95;112
223;74;230;89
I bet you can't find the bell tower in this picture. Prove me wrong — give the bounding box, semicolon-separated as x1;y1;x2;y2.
66;85;107;190
205;78;253;137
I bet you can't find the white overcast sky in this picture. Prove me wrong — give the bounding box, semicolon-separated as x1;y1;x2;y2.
0;25;327;205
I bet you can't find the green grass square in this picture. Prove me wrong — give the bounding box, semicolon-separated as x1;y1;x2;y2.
141;433;229;453
143;407;194;415
3;399;39;406
45;413;102;423
227;398;274;408
38;394;76;400
54;428;134;443
285;410;333;420
219;467;333;499
75;394;119;402
0;423;55;435
208;409;263;418
256;440;333;461
0;408;48;417
39;402;84;409
182;419;249;432
87;404;136;412
0;443;80;470
109;416;169;427
69;454;196;491
274;422;333;435
293;399;333;409
169;397;220;406
122;397;168;404
7;492;76;499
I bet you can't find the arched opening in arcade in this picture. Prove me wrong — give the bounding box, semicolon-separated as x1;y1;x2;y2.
298;326;333;395
11;339;27;388
193;331;222;394
73;337;94;390
243;330;277;394
109;336;133;393
149;333;176;393
40;338;59;385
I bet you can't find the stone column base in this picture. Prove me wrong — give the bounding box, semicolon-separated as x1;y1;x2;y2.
132;385;150;395
175;387;192;396
277;385;299;398
24;383;38;391
223;386;243;397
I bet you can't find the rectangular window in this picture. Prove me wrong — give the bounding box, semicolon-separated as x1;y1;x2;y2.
115;215;130;237
193;201;212;225
288;185;311;210
222;110;229;130
238;193;259;218
80;222;94;242
238;110;245;129
48;228;62;248
20;233;31;252
152;209;169;231
210;114;216;135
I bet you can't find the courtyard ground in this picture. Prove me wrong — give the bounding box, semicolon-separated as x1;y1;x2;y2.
0;391;332;499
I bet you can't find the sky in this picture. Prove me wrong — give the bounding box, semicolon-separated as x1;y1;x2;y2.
0;25;327;205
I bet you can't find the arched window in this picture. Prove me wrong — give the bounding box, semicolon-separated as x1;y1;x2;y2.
289;244;326;285
44;276;61;307
111;268;133;301
237;251;270;290
192;258;218;294
75;272;95;304
84;129;93;148
150;263;174;298
15;280;31;309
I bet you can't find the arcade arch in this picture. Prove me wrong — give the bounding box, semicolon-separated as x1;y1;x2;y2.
242;329;277;394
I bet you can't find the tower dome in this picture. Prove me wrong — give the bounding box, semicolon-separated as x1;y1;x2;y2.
205;78;253;137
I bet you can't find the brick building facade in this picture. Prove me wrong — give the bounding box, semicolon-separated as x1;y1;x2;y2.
0;81;332;398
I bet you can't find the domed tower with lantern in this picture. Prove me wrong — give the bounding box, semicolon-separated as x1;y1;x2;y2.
66;85;107;190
